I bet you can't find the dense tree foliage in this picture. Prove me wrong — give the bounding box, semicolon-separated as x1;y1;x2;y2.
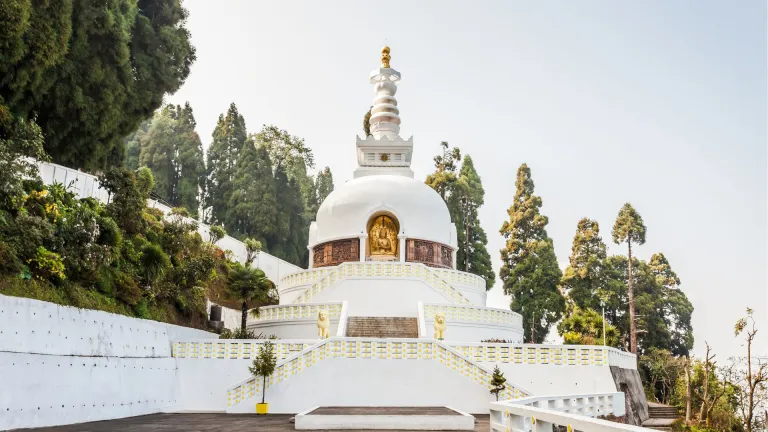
0;0;195;170
205;103;247;225
448;156;495;289
315;166;334;207
228;140;276;243
137;103;205;215
0;163;236;328
557;305;619;347
560;218;609;309
425;147;494;289
499;164;564;342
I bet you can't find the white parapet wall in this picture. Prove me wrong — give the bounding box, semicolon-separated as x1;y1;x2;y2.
246;302;345;339
0;294;216;430
35;161;303;284
421;303;524;342
490;394;654;431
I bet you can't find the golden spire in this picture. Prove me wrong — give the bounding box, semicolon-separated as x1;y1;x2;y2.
381;45;391;68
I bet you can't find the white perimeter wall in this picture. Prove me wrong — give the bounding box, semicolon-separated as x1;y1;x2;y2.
0;295;216;430
310;279;451;317
482;363;618;396
227;358;499;414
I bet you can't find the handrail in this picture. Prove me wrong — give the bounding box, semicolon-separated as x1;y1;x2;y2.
292;261;471;305
225;337;530;408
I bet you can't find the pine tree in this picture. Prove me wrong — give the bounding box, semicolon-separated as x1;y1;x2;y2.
3;0;195;170
205;103;247;226
228;139;277;243
612;203;647;354
561;218;608;310
123;119;150;171
139;107;176;202
174;103;205;216
425;141;461;200
315;167;334;206
490;365;507;401
648;253;694;356
449;155;495;288
269;166;308;267
499;163;564;343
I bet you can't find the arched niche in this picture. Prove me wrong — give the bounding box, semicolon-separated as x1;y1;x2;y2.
366;212;400;261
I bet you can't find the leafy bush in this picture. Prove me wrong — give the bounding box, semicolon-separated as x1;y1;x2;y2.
28;246;66;282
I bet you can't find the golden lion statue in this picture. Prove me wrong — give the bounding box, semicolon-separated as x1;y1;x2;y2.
317;310;330;339
433;312;446;340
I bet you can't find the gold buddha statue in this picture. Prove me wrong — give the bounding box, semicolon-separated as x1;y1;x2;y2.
369;215;397;256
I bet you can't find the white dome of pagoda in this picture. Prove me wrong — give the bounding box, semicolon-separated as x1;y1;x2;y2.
310;175;456;248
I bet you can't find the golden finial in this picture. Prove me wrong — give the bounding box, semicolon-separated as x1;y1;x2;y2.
381;45;391;68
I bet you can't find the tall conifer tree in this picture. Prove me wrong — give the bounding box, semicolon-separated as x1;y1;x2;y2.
315;167;334;206
173;103;205;216
499;163;564;343
449;156;495;289
612;203;647;354
229;139;277;243
561;218;608;310
139;107;177;202
205;103;247;226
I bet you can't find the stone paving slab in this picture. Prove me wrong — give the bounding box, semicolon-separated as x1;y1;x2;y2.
25;413;490;432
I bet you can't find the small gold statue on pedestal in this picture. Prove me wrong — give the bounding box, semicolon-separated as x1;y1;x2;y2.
434;312;446;341
317;310;330;339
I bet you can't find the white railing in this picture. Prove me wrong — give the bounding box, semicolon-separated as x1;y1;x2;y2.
279;267;332;290
280;266;487;294
225;337;531;408
250;302;343;322
35;161;303;283
431;268;486;291
491;394;652;431
172;339;316;360
608;348;638;369
293;261;471;305
422;303;523;328
448;343;637;369
335;301;349;337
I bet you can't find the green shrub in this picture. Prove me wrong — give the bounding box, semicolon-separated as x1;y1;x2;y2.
114;270;141;305
134;298;150;319
140;243;170;283
28;246;66;282
97;216;122;248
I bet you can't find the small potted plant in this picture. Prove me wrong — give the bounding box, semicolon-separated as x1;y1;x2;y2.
249;341;277;414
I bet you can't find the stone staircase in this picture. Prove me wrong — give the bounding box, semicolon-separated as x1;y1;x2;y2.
345;317;419;338
642;402;679;430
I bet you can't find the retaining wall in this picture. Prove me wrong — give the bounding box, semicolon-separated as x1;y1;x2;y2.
0;295;216;430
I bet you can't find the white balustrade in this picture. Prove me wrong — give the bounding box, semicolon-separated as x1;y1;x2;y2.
293;261;471;305
251;302;343;322
172;339;316;360
491;394;652;431
449;343;637;369
423;303;523;328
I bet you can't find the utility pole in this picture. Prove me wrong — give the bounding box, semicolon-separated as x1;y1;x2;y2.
602;305;606;346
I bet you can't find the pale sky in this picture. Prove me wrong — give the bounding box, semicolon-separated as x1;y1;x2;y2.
166;1;767;357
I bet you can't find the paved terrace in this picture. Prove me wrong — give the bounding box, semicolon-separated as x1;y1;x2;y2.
26;413;491;432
